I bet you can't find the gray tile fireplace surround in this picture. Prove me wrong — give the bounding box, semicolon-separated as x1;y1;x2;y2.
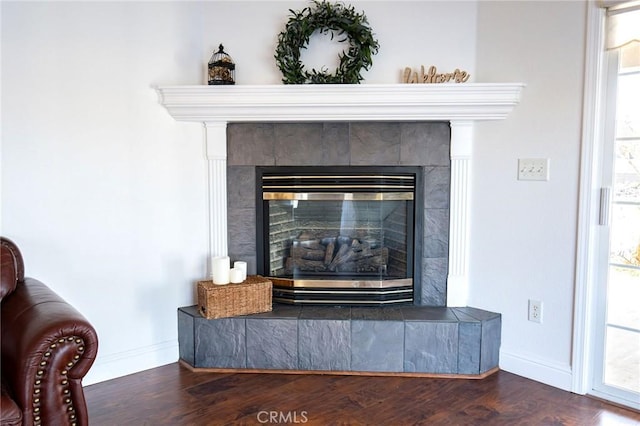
226;121;451;306
193;122;502;376
178;304;501;376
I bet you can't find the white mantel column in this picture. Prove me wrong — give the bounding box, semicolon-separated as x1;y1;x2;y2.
447;120;473;307
205;122;228;260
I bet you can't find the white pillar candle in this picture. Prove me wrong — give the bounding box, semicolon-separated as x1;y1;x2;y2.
233;261;247;281
229;267;243;283
211;256;230;285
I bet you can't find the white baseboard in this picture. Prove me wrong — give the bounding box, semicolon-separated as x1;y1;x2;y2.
83;340;178;386
500;348;573;392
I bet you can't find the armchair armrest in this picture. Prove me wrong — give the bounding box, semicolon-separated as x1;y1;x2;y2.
1;278;98;426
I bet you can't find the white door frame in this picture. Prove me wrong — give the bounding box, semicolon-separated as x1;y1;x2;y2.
573;3;639;409
572;2;607;395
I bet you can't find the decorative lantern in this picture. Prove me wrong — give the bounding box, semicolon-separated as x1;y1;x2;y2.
208;44;235;85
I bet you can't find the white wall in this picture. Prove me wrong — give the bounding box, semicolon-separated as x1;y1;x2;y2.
2;1;588;389
473;1;587;390
1;2;210;384
1;1;480;385
196;1;478;84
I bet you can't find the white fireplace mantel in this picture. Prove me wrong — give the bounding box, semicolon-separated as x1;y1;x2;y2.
156;83;524;306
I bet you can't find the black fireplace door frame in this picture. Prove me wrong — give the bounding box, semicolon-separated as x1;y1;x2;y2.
256;165;424;304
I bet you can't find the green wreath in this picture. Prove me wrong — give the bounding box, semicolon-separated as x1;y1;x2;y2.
274;1;380;84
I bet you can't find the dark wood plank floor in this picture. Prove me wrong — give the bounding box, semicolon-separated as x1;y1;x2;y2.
84;363;640;425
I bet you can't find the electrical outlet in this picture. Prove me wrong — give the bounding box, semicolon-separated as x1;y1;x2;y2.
518;158;549;181
528;299;543;323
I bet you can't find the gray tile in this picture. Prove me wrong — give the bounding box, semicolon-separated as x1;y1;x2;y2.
458;321;481;374
423;209;449;258
178;308;195;366
404;321;459;373
421;257;448;307
424;166;450;209
181;300;501;376
351;320;404;372
227;123;275;166
322;123;350;165
451;308;480;322
250;304;301;319
194;318;246;368
225;121;452;311
401;306;457;321
351;307;404;321
227;166;255;209
274;123;324;166
179;305;200;317
480;316;501;373
299;319;350;370
300;306;351;320
226;123;268;269
227;207;256;255
454;307;501;321
400;122;450;167
349;122;401;165
246;319;298;369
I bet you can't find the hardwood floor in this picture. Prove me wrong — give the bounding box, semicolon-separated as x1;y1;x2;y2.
84;363;640;425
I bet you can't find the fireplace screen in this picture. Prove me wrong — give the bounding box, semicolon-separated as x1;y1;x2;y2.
257;167;422;306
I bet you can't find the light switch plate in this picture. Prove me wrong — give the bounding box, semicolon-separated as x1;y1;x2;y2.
518;158;549;181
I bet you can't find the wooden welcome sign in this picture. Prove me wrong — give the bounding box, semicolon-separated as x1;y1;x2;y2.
403;65;470;84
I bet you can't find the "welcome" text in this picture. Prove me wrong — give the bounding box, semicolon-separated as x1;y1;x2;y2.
403;65;470;84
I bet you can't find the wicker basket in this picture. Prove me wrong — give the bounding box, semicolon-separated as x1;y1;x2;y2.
197;275;272;319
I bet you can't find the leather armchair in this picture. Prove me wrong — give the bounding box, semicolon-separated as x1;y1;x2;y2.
1;237;98;426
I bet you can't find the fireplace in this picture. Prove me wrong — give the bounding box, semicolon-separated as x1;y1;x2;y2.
226;121;449;305
160;84;520;376
256;166;423;305
156;83;525;307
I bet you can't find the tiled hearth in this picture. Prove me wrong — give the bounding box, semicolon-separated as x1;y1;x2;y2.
178;305;501;375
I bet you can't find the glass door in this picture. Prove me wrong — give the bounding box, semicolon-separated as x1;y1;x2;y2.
592;47;640;409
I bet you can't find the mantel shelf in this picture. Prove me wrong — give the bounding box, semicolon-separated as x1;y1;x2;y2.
156;83;525;123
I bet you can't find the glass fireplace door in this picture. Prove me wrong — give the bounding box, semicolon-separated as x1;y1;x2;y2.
257;167;420;306
266;195;412;280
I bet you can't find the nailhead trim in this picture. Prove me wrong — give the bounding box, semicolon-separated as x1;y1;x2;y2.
32;335;86;425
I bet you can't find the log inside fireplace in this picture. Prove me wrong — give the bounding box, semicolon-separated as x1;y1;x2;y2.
288;235;389;274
